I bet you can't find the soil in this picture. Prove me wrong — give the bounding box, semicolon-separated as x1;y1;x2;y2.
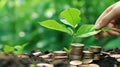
0;48;120;67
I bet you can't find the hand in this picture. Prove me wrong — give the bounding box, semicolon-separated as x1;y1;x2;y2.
95;1;120;37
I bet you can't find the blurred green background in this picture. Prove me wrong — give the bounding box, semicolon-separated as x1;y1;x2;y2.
0;0;120;52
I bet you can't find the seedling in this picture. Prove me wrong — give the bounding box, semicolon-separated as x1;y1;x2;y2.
39;8;111;54
3;43;28;54
39;8;109;43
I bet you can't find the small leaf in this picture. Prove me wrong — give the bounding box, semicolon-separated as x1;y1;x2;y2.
76;24;94;36
77;31;101;38
63;47;70;54
3;45;14;53
102;27;111;31
76;24;101;38
14;43;28;54
60;8;81;28
39;20;72;35
14;45;24;54
60;19;71;26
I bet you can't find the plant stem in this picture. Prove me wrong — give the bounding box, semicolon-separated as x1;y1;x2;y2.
71;27;76;43
72;35;75;43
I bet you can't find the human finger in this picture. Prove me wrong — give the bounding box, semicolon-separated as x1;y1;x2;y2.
107;30;120;36
95;8;118;29
95;4;114;25
111;28;120;33
95;1;120;25
100;31;110;37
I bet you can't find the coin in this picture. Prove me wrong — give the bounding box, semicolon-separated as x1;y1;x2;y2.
71;43;84;48
54;56;68;59
117;58;120;62
69;55;82;60
82;59;93;64
37;63;54;67
80;64;99;67
70;50;83;55
89;46;102;53
93;54;101;60
110;54;120;59
83;51;93;59
70;60;82;65
53;51;67;56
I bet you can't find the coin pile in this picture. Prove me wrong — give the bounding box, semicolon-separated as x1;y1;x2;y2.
83;51;93;59
53;51;68;60
89;46;102;60
69;43;84;60
82;51;93;64
31;43;102;67
52;51;69;66
69;43;101;67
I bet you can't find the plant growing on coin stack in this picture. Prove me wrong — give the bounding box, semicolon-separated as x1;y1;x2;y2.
39;8;109;46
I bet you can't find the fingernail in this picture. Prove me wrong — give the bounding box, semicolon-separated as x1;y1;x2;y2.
95;24;100;29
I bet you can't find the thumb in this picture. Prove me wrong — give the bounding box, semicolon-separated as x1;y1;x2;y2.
95;9;117;29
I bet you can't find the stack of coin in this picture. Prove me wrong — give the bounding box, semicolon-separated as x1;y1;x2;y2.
83;51;93;59
89;46;102;60
39;53;53;62
69;43;84;60
89;46;102;53
53;51;67;59
82;51;93;64
93;53;101;60
52;51;68;66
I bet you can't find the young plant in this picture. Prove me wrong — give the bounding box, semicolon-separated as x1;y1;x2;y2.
3;43;28;54
39;8;109;43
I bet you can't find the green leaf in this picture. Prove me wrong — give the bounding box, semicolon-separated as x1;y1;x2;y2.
14;46;22;53
60;8;81;28
102;27;111;31
3;45;14;53
76;24;101;38
63;47;70;53
39;20;72;35
14;43;28;54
